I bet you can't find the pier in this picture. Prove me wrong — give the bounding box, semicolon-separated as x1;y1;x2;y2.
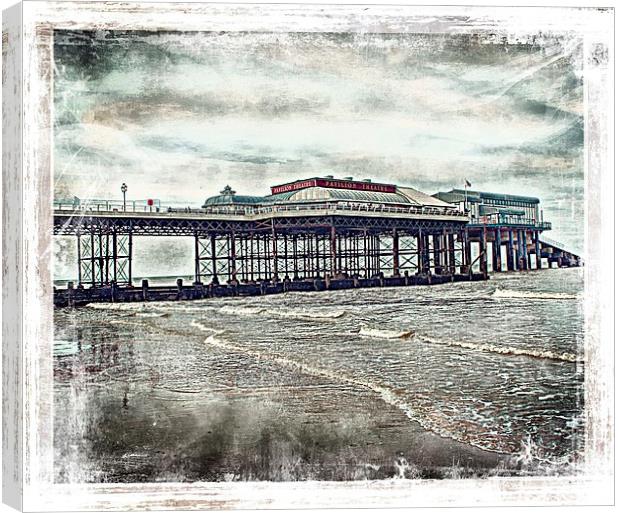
53;177;581;307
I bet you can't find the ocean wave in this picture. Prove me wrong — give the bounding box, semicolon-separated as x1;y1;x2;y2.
220;305;267;316
265;308;346;320
358;327;414;339
218;305;346;321
492;289;579;300
191;321;421;425
188;320;524;456
86;302;151;311
85;303;172;318
415;334;580;363
189;319;220;334
90;301;348;323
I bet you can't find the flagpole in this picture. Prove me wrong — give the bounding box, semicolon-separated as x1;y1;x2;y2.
464;180;468;217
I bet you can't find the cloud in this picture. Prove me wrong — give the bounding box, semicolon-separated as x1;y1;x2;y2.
53;29;584;255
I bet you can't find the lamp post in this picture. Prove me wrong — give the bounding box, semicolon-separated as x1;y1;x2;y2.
121;183;127;211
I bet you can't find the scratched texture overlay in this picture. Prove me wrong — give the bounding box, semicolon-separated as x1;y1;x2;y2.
6;2;613;511
52;28;588;479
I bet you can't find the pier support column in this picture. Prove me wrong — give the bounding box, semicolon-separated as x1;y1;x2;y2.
230;231;238;281
128;231;133;285
462;229;472;275
507;230;515;271
417;229;426;275
271;220;278;281
524;231;532;270
448;233;456;274
523;231;530;270
77;233;82;285
516;230;525;271
362;230;368;278
481;227;488;278
292;234;299;279
493;228;502;272
392;229;400;276
210;234;218;281
194;234;201;283
535;231;542;270
515;230;522;270
432;234;442;275
330;225;338;277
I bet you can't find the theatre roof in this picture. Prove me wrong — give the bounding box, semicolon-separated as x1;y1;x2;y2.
203;177;458;210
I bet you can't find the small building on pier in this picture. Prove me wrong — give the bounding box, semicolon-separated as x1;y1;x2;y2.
431;188;574;271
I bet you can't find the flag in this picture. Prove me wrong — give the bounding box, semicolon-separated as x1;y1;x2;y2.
464;179;471;188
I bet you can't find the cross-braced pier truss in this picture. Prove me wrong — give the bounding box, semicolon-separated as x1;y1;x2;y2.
55;210;473;287
54;176;580;291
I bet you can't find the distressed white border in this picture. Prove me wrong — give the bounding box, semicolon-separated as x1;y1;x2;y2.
1;1;614;510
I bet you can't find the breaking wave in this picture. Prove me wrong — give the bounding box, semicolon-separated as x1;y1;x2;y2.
86;302;151;311
358;327;414;339
492;289;579;301
85;303;170;318
220;305;267;316
87;301;346;321
219;305;346;321
265;308;346;320
415;334;581;363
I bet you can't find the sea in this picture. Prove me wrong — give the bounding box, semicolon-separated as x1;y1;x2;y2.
53;268;584;483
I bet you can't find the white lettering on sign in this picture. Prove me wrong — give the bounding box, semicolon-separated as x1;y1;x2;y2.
270;178;396;195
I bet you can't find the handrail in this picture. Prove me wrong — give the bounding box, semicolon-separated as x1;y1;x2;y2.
539;236;567;251
472;214;551;229
54;199;162;213
54;200;467;219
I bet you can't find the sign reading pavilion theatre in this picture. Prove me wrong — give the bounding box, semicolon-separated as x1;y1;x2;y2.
271;178;397;195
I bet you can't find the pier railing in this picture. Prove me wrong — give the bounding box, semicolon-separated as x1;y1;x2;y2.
54;200;468;219
54;199;162;212
474;213;552;230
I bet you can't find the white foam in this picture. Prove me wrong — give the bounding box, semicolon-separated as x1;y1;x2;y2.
416;334;580;363
189;319;220;334
217;304;346;321
538;393;561;401
86;302;150;311
220;305;266;316
264;308;346;320
492;289;579;300
359;327;414;339
134;312;169;318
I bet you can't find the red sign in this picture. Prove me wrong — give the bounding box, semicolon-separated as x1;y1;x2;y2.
270;178;396;195
147;198;154;206
271;179;317;195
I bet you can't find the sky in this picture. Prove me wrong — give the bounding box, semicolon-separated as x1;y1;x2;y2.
53;30;584;277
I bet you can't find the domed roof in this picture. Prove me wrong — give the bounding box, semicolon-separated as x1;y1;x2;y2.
265;186;414;205
202;185;264;208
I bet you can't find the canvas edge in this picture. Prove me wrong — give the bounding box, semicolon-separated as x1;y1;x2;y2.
582;3;615;501
10;1;616;510
2;2;24;511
